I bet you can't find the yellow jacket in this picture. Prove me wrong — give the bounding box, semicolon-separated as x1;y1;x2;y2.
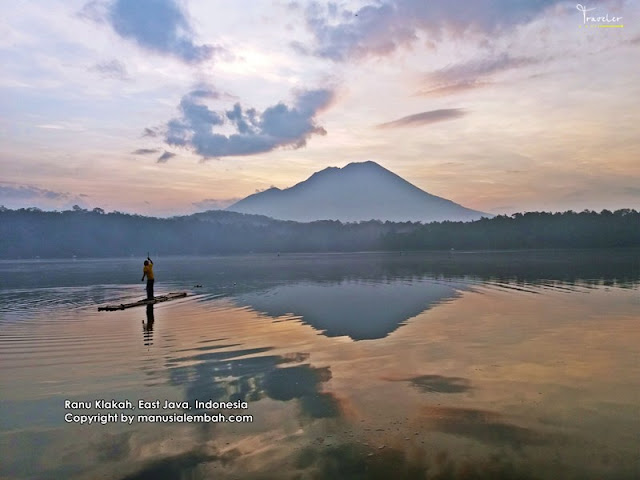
143;262;154;280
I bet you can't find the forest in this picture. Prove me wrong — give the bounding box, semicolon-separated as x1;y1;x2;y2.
0;206;638;258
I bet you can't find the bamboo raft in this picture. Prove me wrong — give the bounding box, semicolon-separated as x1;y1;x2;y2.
98;292;188;311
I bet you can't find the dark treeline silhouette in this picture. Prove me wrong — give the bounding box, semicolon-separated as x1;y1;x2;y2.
382;209;639;250
0;206;637;259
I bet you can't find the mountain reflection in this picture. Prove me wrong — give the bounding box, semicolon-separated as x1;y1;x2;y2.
234;279;466;340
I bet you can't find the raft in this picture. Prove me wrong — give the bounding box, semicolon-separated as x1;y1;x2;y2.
98;292;187;311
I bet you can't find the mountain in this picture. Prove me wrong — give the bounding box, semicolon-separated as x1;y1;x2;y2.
226;161;489;223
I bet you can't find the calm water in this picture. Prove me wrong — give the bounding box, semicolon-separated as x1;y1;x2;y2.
0;250;638;479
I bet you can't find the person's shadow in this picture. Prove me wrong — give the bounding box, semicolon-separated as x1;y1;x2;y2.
143;304;155;347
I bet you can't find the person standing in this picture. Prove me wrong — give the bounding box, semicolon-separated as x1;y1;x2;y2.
141;256;154;299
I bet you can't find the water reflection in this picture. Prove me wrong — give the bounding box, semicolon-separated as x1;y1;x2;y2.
234;279;465;340
287;442;541;480
1;250;637;317
420;405;547;448
0;250;638;480
117;451;230;480
166;346;341;419
113;442;543;480
396;374;473;394
143;304;154;347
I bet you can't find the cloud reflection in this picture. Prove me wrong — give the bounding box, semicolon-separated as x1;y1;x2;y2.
166;346;341;420
422;405;548;448
404;374;472;394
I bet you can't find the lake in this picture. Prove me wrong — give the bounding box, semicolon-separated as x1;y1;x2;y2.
0;250;638;479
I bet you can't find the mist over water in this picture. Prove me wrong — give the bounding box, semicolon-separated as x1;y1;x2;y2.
0;250;638;479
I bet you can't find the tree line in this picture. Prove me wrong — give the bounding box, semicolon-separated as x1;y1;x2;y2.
0;206;637;258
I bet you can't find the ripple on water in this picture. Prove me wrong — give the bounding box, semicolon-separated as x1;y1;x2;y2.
0;286;275;400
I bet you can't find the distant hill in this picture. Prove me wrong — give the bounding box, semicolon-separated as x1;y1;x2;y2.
226;161;489;222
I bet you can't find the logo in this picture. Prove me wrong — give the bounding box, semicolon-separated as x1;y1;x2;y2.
577;4;623;28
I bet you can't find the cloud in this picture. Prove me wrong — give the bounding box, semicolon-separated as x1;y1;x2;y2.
417;54;539;96
0;183;89;210
157;151;176;163
193;198;242;210
37;124;66;130
85;0;227;63
189;86;220;99
36;123;86;132
163;86;335;158
0;184;69;201
289;40;309;55
77;0;109;23
141;127;160;138
89;59;129;80
377;108;466;128
302;0;564;61
416;81;492;97
132;148;159;155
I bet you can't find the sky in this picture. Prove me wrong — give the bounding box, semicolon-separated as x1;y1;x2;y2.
1;0;639;216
